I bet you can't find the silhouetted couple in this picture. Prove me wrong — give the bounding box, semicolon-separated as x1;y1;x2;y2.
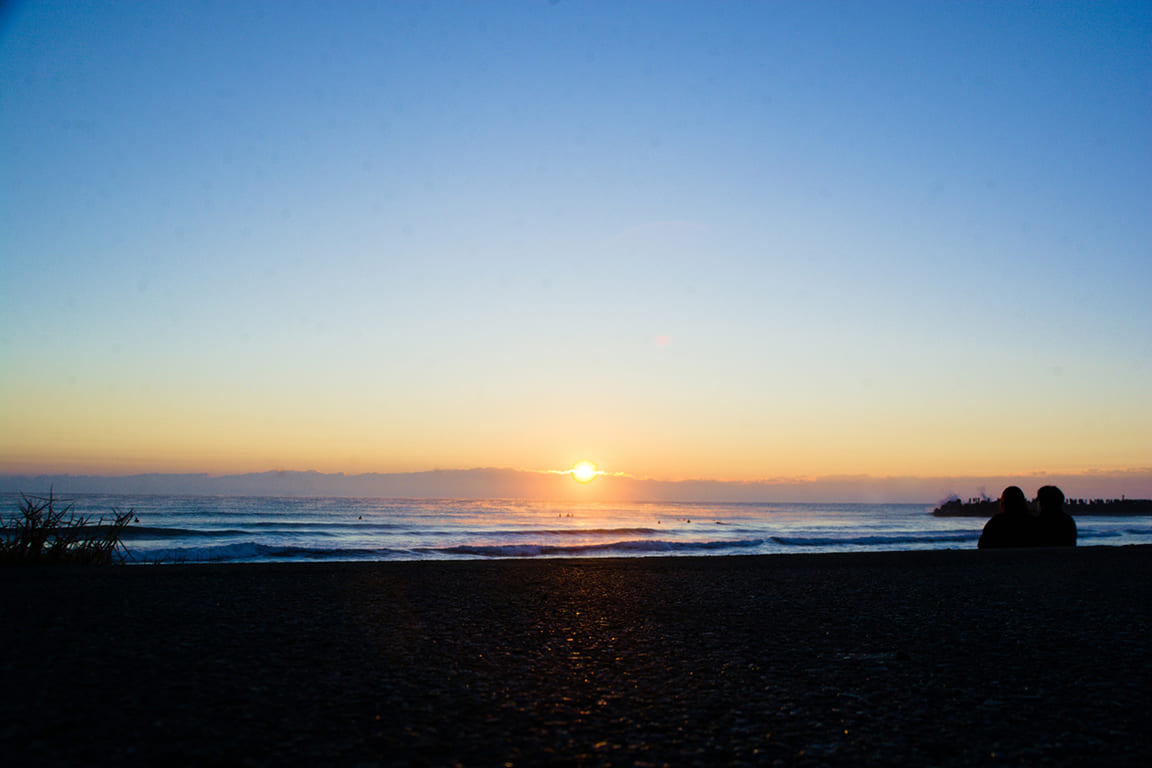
977;485;1077;549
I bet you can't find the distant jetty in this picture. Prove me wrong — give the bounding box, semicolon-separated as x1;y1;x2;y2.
933;497;1152;518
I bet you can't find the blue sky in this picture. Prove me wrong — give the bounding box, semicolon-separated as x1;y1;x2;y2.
1;1;1149;489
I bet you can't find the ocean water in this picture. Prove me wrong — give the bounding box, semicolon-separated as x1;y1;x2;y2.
5;493;1152;564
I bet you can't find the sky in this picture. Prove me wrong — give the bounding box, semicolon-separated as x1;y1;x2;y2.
1;1;1150;498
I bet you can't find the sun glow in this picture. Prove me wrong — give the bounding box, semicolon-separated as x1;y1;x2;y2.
571;460;599;483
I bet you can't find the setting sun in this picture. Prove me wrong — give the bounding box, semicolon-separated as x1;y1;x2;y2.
571;460;599;483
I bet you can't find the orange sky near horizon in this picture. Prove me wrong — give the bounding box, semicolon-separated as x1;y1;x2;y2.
1;383;1147;484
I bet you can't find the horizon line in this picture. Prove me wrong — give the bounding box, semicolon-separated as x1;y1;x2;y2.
2;466;1150;482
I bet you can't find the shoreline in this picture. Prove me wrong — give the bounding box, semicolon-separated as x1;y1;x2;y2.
3;546;1151;765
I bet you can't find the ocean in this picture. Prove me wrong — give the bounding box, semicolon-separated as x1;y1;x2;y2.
6;492;1152;564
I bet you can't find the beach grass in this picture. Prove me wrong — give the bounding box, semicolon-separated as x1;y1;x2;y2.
0;490;133;565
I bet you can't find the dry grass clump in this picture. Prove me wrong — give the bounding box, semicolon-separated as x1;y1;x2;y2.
0;490;133;565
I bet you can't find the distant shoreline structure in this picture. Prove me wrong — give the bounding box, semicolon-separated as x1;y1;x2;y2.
933;496;1152;518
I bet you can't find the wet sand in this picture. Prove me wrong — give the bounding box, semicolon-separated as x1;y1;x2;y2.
2;546;1151;766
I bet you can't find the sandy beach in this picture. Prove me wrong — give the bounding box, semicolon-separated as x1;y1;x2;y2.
3;546;1151;766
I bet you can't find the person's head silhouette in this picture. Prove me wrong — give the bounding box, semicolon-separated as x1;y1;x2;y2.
999;486;1028;516
979;486;1037;548
1037;485;1065;516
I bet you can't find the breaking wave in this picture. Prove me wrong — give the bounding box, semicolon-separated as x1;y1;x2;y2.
131;542;407;563
126;529;990;563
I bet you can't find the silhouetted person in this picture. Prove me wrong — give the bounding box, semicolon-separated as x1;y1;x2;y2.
978;486;1036;548
1035;484;1077;546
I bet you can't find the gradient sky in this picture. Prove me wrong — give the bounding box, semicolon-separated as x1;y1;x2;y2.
2;1;1149;487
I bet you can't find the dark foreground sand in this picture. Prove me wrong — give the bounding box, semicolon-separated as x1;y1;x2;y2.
3;547;1151;767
